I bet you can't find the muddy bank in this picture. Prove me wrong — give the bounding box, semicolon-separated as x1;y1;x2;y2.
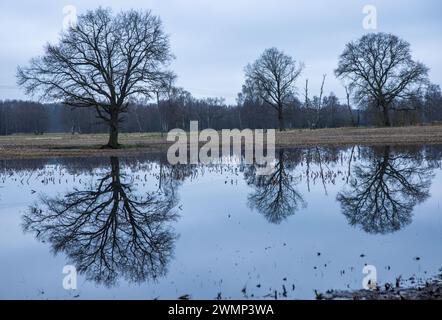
318;276;442;300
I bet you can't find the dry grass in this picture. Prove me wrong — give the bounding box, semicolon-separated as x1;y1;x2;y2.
1;125;442;159
277;125;442;146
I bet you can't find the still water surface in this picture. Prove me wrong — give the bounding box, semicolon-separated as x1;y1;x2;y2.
0;145;441;299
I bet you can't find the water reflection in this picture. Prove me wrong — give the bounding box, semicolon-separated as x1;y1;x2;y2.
4;145;441;290
337;146;434;234
23;157;179;286
246;149;306;224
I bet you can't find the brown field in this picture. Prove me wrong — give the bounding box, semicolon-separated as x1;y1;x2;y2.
1;125;442;159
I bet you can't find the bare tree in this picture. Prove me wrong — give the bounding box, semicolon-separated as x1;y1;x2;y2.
304;79;310;109
335;33;429;127
154;71;176;137
316;74;326;127
17;8;173;148
244;48;304;131
344;85;356;127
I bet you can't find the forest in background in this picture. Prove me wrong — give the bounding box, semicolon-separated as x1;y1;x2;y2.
1;82;441;135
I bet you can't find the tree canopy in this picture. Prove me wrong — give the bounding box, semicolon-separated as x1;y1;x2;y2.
335;33;429;126
17;8;173;148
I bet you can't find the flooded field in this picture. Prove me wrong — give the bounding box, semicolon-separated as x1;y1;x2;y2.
0;145;441;299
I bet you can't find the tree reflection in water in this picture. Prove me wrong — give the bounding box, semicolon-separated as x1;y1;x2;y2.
23;157;179;286
246;149;306;224
337;146;433;234
15;144;442;287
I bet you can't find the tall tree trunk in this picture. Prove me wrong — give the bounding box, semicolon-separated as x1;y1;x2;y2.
383;105;391;127
278;107;285;131
107;108;120;149
157;91;164;138
345;86;356;127
238;106;242;130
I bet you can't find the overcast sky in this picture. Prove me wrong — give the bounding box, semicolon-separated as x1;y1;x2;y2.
0;0;441;104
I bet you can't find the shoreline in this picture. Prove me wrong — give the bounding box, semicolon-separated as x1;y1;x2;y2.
1;125;442;160
318;277;442;300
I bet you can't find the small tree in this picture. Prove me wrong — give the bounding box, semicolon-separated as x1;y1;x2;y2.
17;8;173;148
244;48;303;131
335;33;429;127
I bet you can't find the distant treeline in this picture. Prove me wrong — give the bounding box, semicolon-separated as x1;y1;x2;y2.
1;83;441;135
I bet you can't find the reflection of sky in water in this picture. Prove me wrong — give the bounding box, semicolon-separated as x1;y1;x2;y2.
0;145;441;299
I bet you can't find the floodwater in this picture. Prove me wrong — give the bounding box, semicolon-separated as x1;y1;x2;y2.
0;145;441;300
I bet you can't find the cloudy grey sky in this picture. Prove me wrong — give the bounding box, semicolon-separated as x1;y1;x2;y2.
0;0;441;104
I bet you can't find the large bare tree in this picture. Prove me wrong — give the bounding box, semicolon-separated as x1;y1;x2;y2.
17;8;173;148
244;48;303;131
335;33;429;127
